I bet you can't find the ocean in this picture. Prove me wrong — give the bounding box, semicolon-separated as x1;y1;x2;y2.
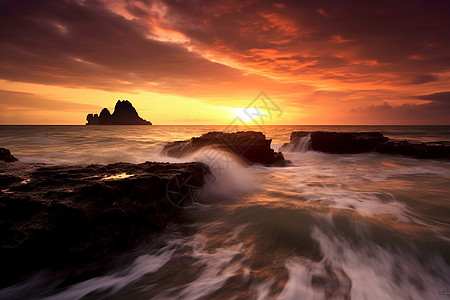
0;125;449;299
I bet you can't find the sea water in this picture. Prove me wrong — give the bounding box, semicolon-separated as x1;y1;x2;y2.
0;125;449;299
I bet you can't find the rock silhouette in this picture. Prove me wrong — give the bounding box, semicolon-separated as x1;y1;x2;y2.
86;100;152;125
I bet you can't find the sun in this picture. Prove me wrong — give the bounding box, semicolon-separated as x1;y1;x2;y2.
230;107;267;123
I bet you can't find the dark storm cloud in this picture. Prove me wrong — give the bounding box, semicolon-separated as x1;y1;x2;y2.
0;0;247;93
157;0;450;84
415;91;450;101
2;0;450;88
408;74;439;85
1;0;450;111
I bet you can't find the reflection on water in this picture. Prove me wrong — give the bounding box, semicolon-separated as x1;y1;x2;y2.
100;173;134;181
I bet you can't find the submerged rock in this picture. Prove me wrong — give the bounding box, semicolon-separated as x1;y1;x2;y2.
280;131;450;159
162;131;287;166
0;148;18;162
86;100;152;125
0;161;210;287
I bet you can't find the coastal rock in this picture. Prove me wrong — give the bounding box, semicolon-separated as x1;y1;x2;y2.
86;100;152;125
0;161;210;287
280;131;450;159
376;140;450;159
0;148;18;162
280;131;388;154
162;131;287;166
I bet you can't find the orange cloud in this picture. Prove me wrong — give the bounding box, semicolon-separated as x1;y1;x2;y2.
1;0;450;124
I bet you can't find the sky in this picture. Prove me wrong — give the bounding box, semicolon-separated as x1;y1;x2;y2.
1;0;450;125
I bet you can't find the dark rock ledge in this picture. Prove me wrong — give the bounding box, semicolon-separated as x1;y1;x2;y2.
162;131;287;166
280;131;450;159
0;161;210;288
0;148;18;162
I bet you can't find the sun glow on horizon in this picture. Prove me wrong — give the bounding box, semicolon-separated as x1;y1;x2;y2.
230;107;269;123
1;0;449;125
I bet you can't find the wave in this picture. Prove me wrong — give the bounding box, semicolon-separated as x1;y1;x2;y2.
281;133;311;152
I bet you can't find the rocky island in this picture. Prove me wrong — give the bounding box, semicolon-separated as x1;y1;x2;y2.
86;100;152;125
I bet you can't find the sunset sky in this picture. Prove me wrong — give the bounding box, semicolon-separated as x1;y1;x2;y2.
1;0;449;125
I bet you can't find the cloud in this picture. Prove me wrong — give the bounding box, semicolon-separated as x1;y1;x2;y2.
2;0;450;92
352;100;450;125
415;91;450;101
0;89;99;111
155;0;450;87
0;89;101;124
317;8;329;18
0;0;269;98
1;0;450;124
408;74;439;85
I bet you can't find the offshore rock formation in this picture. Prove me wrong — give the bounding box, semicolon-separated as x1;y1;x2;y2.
0;148;18;162
163;131;287;166
280;132;388;154
0;161;210;287
376;140;450;159
86;100;152;125
280;131;450;159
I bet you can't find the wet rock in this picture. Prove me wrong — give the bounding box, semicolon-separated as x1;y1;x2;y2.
376;140;450;159
162;131;287;166
281;131;450;159
86;100;152;125
0;161;210;287
281;131;388;154
0;148;18;162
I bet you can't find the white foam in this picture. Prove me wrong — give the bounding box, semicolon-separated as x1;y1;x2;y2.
276;153;450;222
251;281;274;300
282;134;311;152
310;226;450;300
187;147;258;200
41;247;174;300
152;233;245;300
277;258;322;300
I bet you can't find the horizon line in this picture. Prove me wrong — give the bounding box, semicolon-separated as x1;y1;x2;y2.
1;124;449;126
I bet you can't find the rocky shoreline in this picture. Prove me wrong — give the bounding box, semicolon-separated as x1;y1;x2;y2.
0;161;210;287
1;129;449;287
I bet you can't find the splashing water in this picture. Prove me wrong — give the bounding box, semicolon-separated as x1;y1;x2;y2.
0;125;449;299
284;134;311;152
